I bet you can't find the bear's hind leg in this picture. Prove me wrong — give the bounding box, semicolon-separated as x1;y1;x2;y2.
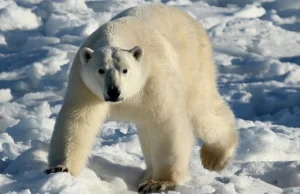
190;94;238;171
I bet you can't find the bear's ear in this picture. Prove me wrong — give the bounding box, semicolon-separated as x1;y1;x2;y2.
80;47;94;65
129;46;143;61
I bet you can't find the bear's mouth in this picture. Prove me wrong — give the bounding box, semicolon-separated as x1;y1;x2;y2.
104;97;124;103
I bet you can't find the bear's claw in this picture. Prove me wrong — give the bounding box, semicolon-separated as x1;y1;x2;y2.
45;165;69;174
138;180;175;193
200;144;231;171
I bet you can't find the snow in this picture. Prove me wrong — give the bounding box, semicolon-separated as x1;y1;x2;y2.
234;4;266;19
273;0;300;11
0;0;300;193
0;2;41;31
0;89;13;102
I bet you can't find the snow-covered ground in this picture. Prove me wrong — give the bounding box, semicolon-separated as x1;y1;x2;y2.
0;0;300;193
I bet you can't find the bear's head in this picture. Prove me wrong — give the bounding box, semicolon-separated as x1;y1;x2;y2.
79;46;144;102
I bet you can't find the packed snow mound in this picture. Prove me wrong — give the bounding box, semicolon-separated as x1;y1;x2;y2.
234;4;266;18
0;2;41;31
0;89;13;102
1;0;300;194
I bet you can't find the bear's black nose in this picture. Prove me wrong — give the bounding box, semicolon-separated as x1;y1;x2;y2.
107;86;121;101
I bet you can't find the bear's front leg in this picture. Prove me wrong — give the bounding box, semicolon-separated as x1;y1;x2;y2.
46;100;109;176
138;118;194;193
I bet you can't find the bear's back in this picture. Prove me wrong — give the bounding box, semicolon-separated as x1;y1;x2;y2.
111;4;207;51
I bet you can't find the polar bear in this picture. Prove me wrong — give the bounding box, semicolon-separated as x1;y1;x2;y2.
46;4;238;193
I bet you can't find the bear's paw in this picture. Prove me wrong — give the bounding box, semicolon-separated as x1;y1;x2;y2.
45;165;69;174
200;143;232;171
138;180;176;194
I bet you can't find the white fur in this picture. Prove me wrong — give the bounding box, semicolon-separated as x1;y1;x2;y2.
48;4;238;186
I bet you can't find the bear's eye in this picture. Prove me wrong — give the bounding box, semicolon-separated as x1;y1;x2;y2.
98;69;105;74
123;69;128;74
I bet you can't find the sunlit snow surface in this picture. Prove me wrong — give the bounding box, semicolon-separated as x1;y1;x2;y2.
1;0;300;193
